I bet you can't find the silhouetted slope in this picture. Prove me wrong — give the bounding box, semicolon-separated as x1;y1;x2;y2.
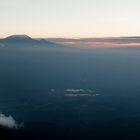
0;35;63;47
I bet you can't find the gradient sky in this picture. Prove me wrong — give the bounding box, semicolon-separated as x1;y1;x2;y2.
0;0;140;38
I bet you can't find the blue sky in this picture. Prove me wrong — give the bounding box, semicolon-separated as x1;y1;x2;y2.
0;0;140;38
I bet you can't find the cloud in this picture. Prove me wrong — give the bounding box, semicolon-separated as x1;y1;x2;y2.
65;89;85;93
65;93;99;97
64;89;99;97
49;37;140;48
49;88;99;97
65;89;96;93
0;113;23;129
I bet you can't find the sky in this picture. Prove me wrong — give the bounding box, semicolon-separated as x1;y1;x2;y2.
0;0;140;38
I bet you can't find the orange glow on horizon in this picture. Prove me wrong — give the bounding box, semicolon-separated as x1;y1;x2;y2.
57;41;140;48
1;33;140;39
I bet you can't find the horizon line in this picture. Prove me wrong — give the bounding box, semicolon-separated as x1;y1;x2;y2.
1;34;140;40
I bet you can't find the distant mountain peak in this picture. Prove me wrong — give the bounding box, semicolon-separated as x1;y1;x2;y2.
5;35;33;40
0;34;64;48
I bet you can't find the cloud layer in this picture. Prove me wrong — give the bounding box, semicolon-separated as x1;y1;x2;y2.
49;37;140;48
64;89;99;97
65;89;95;93
0;113;21;129
49;88;99;97
65;89;85;93
65;93;99;97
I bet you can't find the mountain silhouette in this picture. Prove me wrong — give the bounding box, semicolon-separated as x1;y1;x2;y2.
5;35;33;40
0;35;62;48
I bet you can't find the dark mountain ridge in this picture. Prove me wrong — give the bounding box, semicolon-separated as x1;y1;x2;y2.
0;35;63;47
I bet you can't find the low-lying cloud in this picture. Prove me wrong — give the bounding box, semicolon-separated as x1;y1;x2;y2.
49;37;140;48
65;89;96;93
65;89;85;93
49;88;99;97
65;93;99;97
64;89;98;97
0;113;23;129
